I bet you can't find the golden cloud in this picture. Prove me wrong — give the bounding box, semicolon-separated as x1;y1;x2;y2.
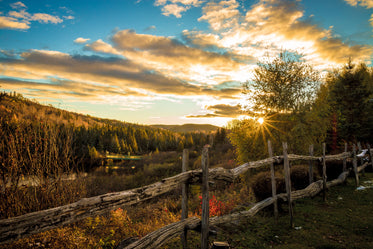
190;0;372;67
0;16;29;29
0;49;241;102
186;104;243;118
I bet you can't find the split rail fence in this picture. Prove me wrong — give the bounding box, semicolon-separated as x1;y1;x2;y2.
0;141;372;249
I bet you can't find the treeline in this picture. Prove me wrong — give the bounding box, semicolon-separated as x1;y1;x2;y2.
230;55;373;163
0;92;219;176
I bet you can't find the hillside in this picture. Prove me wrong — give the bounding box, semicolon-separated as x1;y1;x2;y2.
0;92;218;161
151;123;219;133
0;92;136;129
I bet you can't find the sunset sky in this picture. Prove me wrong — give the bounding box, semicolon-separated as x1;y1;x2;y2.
1;0;373;126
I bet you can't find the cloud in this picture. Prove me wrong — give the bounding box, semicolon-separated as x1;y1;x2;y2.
0;49;240;102
84;39;120;54
344;0;373;8
154;0;205;17
186;104;243;118
108;29;250;86
63;15;75;20
159;4;190;18
0;16;29;29
30;13;62;24
198;0;240;31
0;2;68;30
145;25;156;31
10;2;27;9
190;0;372;67
74;37;90;44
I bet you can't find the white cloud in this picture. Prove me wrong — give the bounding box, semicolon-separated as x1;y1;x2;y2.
84;39;121;54
198;0;240;31
189;0;372;68
30;13;63;24
0;2;68;30
344;0;373;8
154;0;205;17
0;16;29;29
10;1;26;9
74;37;90;44
161;4;190;18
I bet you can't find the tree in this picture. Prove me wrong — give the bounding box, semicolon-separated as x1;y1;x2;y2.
230;51;326;161
328;61;373;143
246;51;320;114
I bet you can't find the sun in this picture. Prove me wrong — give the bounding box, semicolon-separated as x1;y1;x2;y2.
258;117;264;125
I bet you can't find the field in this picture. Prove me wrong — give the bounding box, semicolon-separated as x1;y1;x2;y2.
2;167;372;249
165;173;373;249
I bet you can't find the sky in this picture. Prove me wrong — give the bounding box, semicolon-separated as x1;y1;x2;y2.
0;0;373;127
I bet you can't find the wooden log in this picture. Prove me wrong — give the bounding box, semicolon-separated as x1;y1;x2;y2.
283;142;294;228
343;143;347;172
353;144;359;187
357;162;369;173
322;143;327;202
125;170;352;249
201;147;209;249
181;149;189;249
309;144;314;185
268;140;278;221
0;170;192;244
0;148;354;244
124;217;201;249
229;152;350;178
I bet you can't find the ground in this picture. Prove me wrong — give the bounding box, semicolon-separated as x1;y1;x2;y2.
165;172;373;249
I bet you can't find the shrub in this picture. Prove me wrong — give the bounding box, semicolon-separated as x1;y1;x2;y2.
317;160;349;181
250;171;286;201
291;164;313;190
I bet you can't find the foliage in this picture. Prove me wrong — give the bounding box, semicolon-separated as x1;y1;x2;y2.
165;173;373;249
327;61;373;144
250;170;286;201
246;51;320;114
230;51;331;162
197;195;236;217
228;118;268;162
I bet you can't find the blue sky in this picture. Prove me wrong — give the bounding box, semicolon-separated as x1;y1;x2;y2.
1;0;373;126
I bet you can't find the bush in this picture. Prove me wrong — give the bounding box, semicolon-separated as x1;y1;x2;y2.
251;165;318;202
317;160;350;181
291;164;313;190
250;171;286;201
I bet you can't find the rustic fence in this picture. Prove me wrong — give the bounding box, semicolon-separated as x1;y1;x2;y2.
0;142;372;248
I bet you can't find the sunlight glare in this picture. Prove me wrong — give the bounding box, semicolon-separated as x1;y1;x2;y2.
258;117;264;125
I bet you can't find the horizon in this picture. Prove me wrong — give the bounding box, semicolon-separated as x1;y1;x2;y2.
1;0;373;127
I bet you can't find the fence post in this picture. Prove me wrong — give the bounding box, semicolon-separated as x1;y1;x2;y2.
268;140;278;221
343;143;347;172
368;144;373;170
309;144;314;185
181;149;189;249
283;142;293;228
357;142;365;176
201;147;209;249
353;144;359;187
322;143;327;202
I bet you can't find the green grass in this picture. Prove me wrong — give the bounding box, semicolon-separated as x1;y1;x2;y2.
165;173;373;249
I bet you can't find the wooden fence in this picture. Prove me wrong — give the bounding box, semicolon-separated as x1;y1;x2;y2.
0;142;372;248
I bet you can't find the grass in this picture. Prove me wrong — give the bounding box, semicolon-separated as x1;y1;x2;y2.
165;173;373;249
2;167;372;248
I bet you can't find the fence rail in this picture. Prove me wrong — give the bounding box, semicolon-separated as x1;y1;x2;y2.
0;143;372;247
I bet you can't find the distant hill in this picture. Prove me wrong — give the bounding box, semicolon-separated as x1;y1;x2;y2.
151;124;219;133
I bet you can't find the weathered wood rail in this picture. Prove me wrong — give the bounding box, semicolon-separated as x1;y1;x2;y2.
0;143;372;247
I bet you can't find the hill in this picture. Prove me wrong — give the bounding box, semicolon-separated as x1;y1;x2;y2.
151;123;219;133
0;92;213;166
